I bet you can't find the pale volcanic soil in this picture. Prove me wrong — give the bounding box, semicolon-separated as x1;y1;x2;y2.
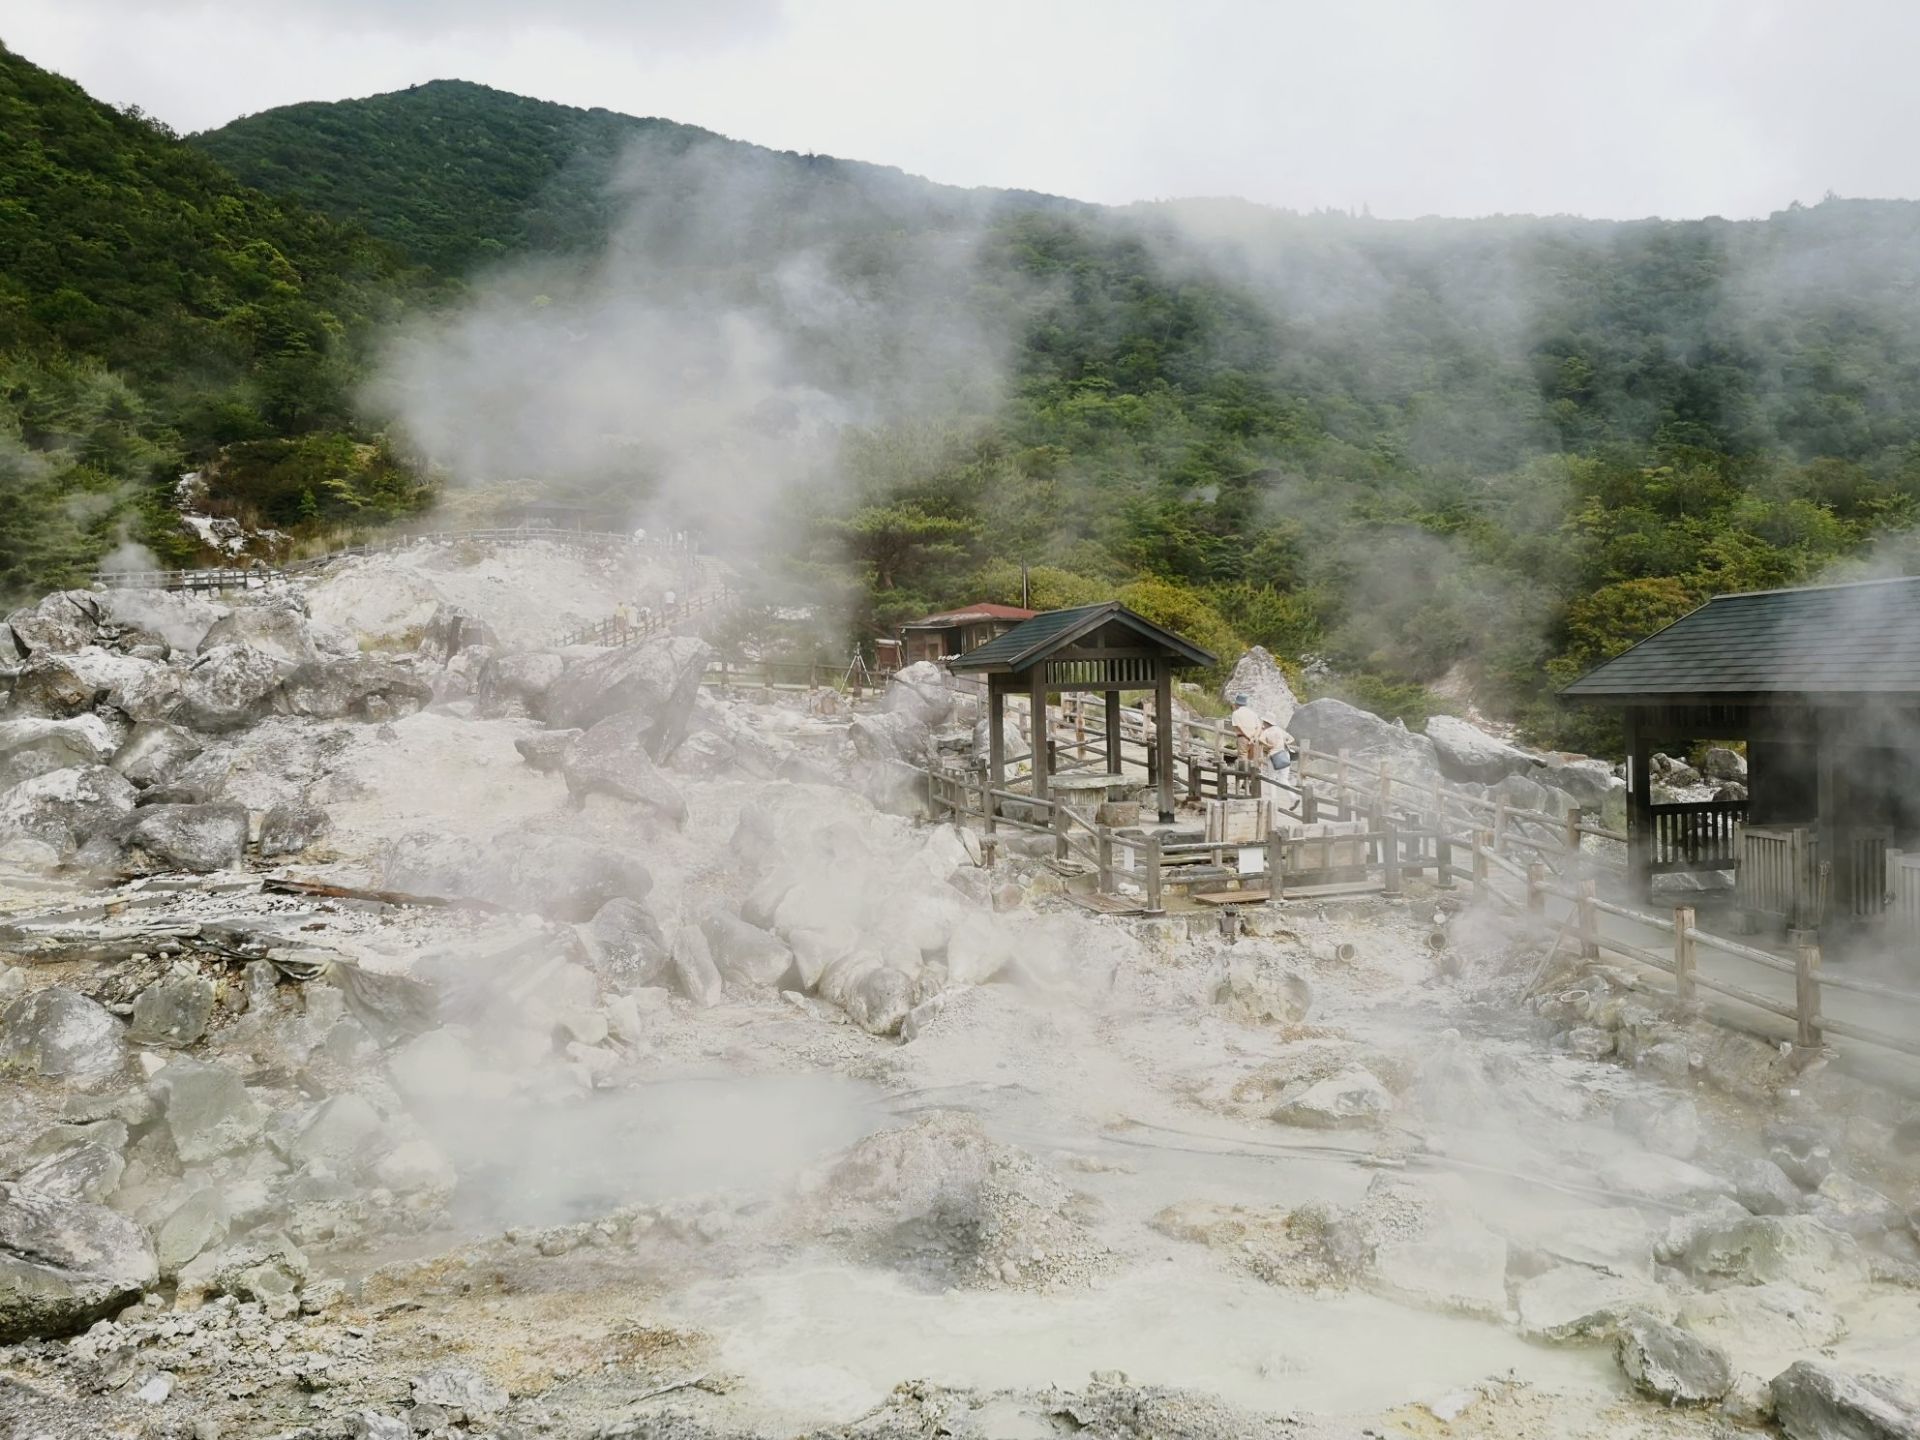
2;538;1919;1440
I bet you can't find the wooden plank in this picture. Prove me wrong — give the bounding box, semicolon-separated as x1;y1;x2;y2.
1193;888;1272;905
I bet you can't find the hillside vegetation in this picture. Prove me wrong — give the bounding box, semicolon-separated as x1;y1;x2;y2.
8;49;1920;748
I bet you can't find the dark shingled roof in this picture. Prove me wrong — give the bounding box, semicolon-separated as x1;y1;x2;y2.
948;602;1217;672
1561;576;1920;703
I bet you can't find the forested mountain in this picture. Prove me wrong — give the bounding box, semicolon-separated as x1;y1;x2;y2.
194;79;1075;276
10;45;1920;747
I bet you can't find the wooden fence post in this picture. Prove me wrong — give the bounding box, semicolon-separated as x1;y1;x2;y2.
1435;830;1454;889
1673;904;1696;1001
1051;796;1069;862
1527;861;1547;915
1472;830;1489;900
1577;879;1599;958
1187;755;1201;804
1382;819;1402;897
1565;806;1583;857
978;773;998;865
1266;829;1286;904
1144;835;1164;915
1336;749;1351;821
1795;941;1823;1048
1494;798;1509;857
1097;825;1114;894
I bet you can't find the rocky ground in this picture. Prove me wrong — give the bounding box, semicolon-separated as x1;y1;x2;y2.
2;539;1919;1440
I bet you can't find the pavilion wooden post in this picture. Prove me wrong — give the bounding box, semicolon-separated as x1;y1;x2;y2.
1577;879;1599;958
1673;904;1697;1001
1266;828;1286;903
987;674;1007;809
1795;939;1823;1047
1154;662;1175;822
1029;663;1050;803
1105;689;1124;778
1625;708;1653;899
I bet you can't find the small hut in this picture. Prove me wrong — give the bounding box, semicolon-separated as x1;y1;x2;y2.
950;602;1217;823
1561;575;1920;934
896;603;1037;665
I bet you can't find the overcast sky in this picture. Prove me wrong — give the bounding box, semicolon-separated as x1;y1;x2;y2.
9;0;1918;220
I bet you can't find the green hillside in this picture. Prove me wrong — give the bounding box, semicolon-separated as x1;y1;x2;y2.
0;42;432;595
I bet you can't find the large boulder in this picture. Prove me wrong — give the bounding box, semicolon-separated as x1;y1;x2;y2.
150;1058;267;1164
668;926;725;1008
1702;746;1748;783
701;911;795;987
1615;1313;1732;1406
119;803;249;873
197;605;321;666
279;658;431;723
0;716;121;791
849;710;930;766
1223;646;1298;730
477;651;566;717
107;720;204;789
0;989;125;1082
3;591;109;656
1656;1211;1871;1293
258;800;330;857
128;967;218;1047
561;714;690;824
418;604;499;665
575;897;672;986
1272;1066;1394;1129
1424;715;1543;785
176;644;292;732
881;661;956;728
0;764;137;858
1288;697;1438;776
1544;756;1627;823
380;829;653;923
1515;1266;1673;1342
0;1183;156;1341
7;648;177;721
543;635;713;756
1772;1360;1920;1440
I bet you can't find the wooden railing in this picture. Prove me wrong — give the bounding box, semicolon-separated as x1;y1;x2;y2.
1649;799;1747;874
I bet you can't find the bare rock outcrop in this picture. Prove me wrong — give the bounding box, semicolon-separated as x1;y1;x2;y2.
0;1183;156;1341
543;635;712;756
279;657;432;723
560;713;690;824
1223;646;1298;728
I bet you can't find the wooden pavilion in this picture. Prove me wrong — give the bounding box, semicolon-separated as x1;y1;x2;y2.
950;602;1218;824
1561;576;1920;934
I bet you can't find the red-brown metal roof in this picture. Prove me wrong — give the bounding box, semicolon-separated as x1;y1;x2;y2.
901;603;1037;628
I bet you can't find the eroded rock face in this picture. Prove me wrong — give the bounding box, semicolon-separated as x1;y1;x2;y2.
668;926;725;1008
1772;1360;1920;1440
0;716;122;791
0;989;125;1082
1657;1211;1871;1293
701;911;794;987
543;635;713;755
477;652;566;718
881;662;956;729
0;1182;156;1341
3;591;111;656
7;648;176;721
150;1058;267;1164
176;645;292;732
258;801;331;857
576;897;671;986
1272;1066;1394;1129
198;606;322;666
129;967;218;1047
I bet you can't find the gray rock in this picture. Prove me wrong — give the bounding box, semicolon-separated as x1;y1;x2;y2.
881;661;957;729
576;897;672;986
1495;770;1564;816
1767;1124;1835;1189
418;604;498;664
279;658;431;723
1811;1171;1906;1238
380;828;653;923
1616;1313;1732;1406
544;635;714;754
0;1182;156;1340
1516;1266;1673;1342
1657;1211;1871;1292
175;1234;307;1308
128;967;217;1047
513;728;580;773
411;1365;508;1420
197;606;320;666
848;709;931;766
0;716;121;791
1702;746;1747;782
1772;1360;1920;1440
258;800;331;857
150;1059;267;1164
669;926;725;1008
1223;646;1298;729
1272;1066;1393;1128
352;1413;412;1440
286;1094;387;1171
1289;697;1438;776
1613;1095;1701;1161
701;911;795;987
154;1188;228;1277
0;988;125;1082
1717;780;1750;802
0;763;137;858
1727;1156;1804;1216
1652;752;1703;787
120;803;249;873
476;651;566;717
108;720;204;789
1371;1222;1509;1318
176;645;291;732
4;591;109;655
1544;755;1626;812
1679;1284;1847;1369
561;713;690;823
1425;714;1541;785
13;1140;125;1205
